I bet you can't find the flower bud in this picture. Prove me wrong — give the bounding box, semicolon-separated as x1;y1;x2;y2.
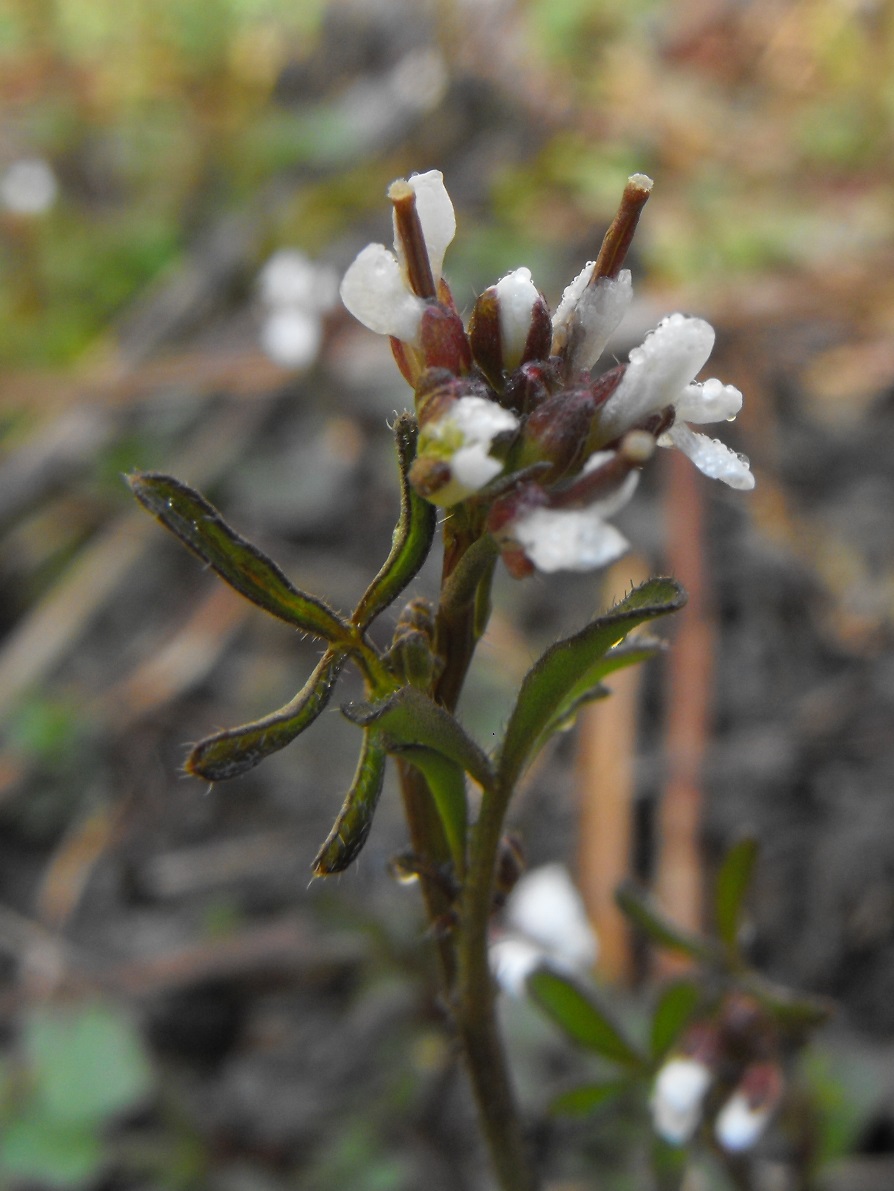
469;268;551;387
517;389;597;481
411;394;519;507
420;302;472;374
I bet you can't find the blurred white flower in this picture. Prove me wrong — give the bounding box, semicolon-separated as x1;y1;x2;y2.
715;1063;781;1152
1;157;58;215
340;170;455;344
651;1056;713;1145
257;249;339;370
490;864;598;997
597;313;754;490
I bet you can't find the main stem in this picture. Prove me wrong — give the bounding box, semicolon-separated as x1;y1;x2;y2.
412;511;539;1191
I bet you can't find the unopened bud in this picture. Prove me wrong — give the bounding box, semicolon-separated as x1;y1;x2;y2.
715;1062;783;1153
469;268;551;387
517;389;597;481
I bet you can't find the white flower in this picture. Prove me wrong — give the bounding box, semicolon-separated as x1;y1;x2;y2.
715;1090;772;1152
1;157;58;215
340;170;455;345
551;266;633;372
651;1057;713;1145
490;864;598;998
597;313;754;490
419;395;518;506
258;249;339;311
495;266;541;370
505;863;598;972
260;308;322;369
511;453;639;574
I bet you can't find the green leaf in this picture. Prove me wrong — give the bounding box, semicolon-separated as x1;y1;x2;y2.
527;967;646;1069
550;1080;632;1117
395;746;467;872
743;974;835;1032
343;686;496;793
615;881;717;963
498;578;685;787
128;472;352;643
0;1114;104;1188
313;732;388;876
186;650;345;781
539;637;666;739
715;836;759;954
650;981;701;1062
26;1001;154;1126
351;414;436;631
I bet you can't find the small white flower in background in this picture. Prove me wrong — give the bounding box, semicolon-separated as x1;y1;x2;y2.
418;396;519;506
257;249;339;370
596;313;754;490
715;1063;782;1152
1;157;58;215
651;1056;713;1145
490;864;598;998
510;453;639;574
340;170;455;345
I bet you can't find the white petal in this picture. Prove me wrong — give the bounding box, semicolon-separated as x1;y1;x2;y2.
715;1093;770;1152
259;249;338;310
566;270;633;372
489;934;546;998
505;864;598;972
598;314;715;438
551;260;594;345
664;424;755;489
393;169;456;281
448;395;519;444
676;377;743;424
450;442;504;493
496;266;540;369
340;243;427;341
513;505;631;573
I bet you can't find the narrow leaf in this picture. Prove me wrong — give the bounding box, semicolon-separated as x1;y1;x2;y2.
650;981;701;1062
550;1080;632;1118
715;836;759;954
527;967;646;1069
351;414;436;630
312;732;387;876
539;638;665;740
343;686;495;793
129;472;351;643
743;974;835;1032
615;881;717;964
397;746;467;872
498;578;685;788
187;650;345;781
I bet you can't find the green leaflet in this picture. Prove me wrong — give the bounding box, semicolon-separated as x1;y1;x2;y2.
394;746;467;874
650;981;701;1062
343;685;496;794
615;881;717;964
312;732;388;876
714;835;759;956
351;414;436;631
527;967;646;1070
550;1080;633;1118
186;650;345;781
128;472;351;644
498;578;685;789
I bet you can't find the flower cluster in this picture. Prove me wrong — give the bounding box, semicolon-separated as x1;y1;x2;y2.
651;996;783;1152
341;170;753;576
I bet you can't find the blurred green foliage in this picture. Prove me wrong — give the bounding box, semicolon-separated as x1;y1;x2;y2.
0;1001;155;1188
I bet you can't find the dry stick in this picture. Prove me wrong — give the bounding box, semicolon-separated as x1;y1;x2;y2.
576;555;649;985
654;450;713;958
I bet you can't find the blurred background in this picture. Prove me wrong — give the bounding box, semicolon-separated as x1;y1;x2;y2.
1;0;893;1187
